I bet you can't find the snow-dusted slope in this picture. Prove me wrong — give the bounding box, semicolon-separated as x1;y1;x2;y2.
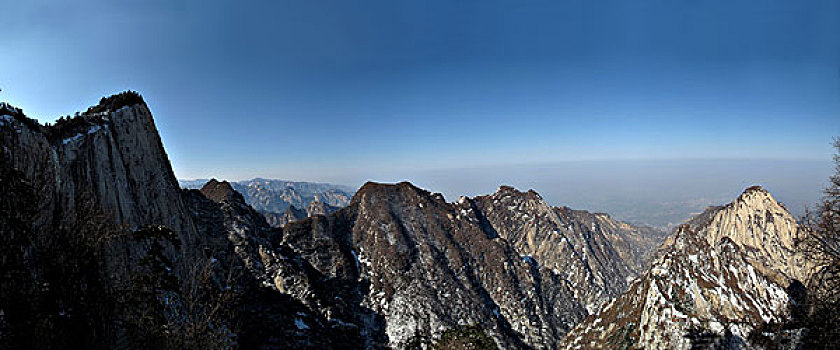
561;186;807;350
282;182;666;349
686;186;808;283
468;186;666;315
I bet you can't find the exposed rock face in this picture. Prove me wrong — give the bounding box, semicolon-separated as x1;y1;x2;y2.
686;186;807;283
263;206;303;227
469;186;667;314
0;94;232;348
280;205;307;224
200;178;245;203
281;182;666;349
0;95;196;241
197;179;274;277
561;187;807;350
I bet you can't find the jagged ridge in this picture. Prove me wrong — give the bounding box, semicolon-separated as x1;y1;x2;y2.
280;181;666;348
561;186;808;350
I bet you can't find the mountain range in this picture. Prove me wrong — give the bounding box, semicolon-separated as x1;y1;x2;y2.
180;178;353;228
0;92;818;349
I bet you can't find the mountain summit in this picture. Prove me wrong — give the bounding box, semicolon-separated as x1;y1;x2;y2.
685;185;807;282
561;186;807;349
200;179;244;203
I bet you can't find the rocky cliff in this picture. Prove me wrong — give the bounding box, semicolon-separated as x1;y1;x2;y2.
182;178;376;349
0;93;226;348
561;187;808;350
469;186;666;314
280;182;666;348
686;186;808;283
0;94;196;241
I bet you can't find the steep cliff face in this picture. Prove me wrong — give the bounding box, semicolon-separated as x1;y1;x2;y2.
197;179;274;277
561;187;807;350
307;199;339;217
0;94;196;240
284;183;527;348
2;95;380;349
0;94;228;348
267;206;306;227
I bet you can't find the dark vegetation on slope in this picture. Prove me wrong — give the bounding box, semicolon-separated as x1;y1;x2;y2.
0;162;241;348
50;91;145;144
406;325;499;350
1;90;147;144
714;138;840;350
0;94;250;349
83;90;145;115
798;138;840;349
0;101;41;132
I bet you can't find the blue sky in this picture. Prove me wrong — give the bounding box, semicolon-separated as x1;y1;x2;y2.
2;0;839;220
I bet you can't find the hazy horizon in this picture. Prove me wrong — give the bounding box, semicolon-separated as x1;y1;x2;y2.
177;157;833;228
3;0;839;227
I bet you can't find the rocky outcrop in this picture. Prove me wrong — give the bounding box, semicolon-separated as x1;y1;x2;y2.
180;178;351;228
263;206;304;227
0;94;230;348
561;187;807;350
265;200;341;228
307;199;339;217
